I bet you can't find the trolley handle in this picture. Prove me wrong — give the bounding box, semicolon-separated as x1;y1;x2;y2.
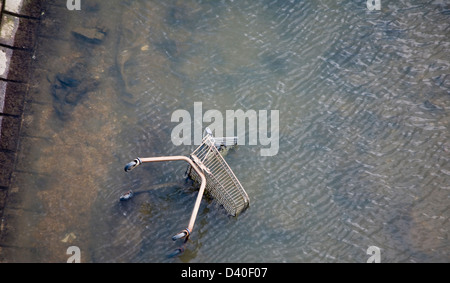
124;158;142;172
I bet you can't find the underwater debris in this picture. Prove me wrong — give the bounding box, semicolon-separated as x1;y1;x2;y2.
119;190;134;201
61;232;77;243
72;26;107;45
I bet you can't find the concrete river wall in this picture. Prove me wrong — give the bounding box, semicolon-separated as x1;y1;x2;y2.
0;0;43;255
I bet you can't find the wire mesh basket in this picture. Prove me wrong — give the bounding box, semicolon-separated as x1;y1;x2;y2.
188;134;249;216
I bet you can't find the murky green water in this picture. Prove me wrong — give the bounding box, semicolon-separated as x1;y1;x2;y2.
4;0;449;262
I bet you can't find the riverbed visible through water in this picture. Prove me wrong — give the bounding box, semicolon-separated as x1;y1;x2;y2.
2;0;449;262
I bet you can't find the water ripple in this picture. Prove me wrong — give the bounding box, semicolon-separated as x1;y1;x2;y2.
90;0;450;262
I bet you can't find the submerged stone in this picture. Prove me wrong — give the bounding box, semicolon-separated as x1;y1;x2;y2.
56;74;80;88
72;27;106;44
50;63;99;120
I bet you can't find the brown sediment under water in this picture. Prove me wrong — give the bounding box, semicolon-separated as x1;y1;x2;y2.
1;0;449;262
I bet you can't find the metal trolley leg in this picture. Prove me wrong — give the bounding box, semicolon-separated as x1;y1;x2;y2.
124;156;207;241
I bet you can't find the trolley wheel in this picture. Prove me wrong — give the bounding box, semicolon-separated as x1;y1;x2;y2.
168;247;184;258
124;158;141;172
172;229;190;241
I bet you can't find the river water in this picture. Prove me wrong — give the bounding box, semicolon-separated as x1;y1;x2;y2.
4;0;449;262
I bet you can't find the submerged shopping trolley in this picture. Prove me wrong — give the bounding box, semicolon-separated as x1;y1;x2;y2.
122;128;250;242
